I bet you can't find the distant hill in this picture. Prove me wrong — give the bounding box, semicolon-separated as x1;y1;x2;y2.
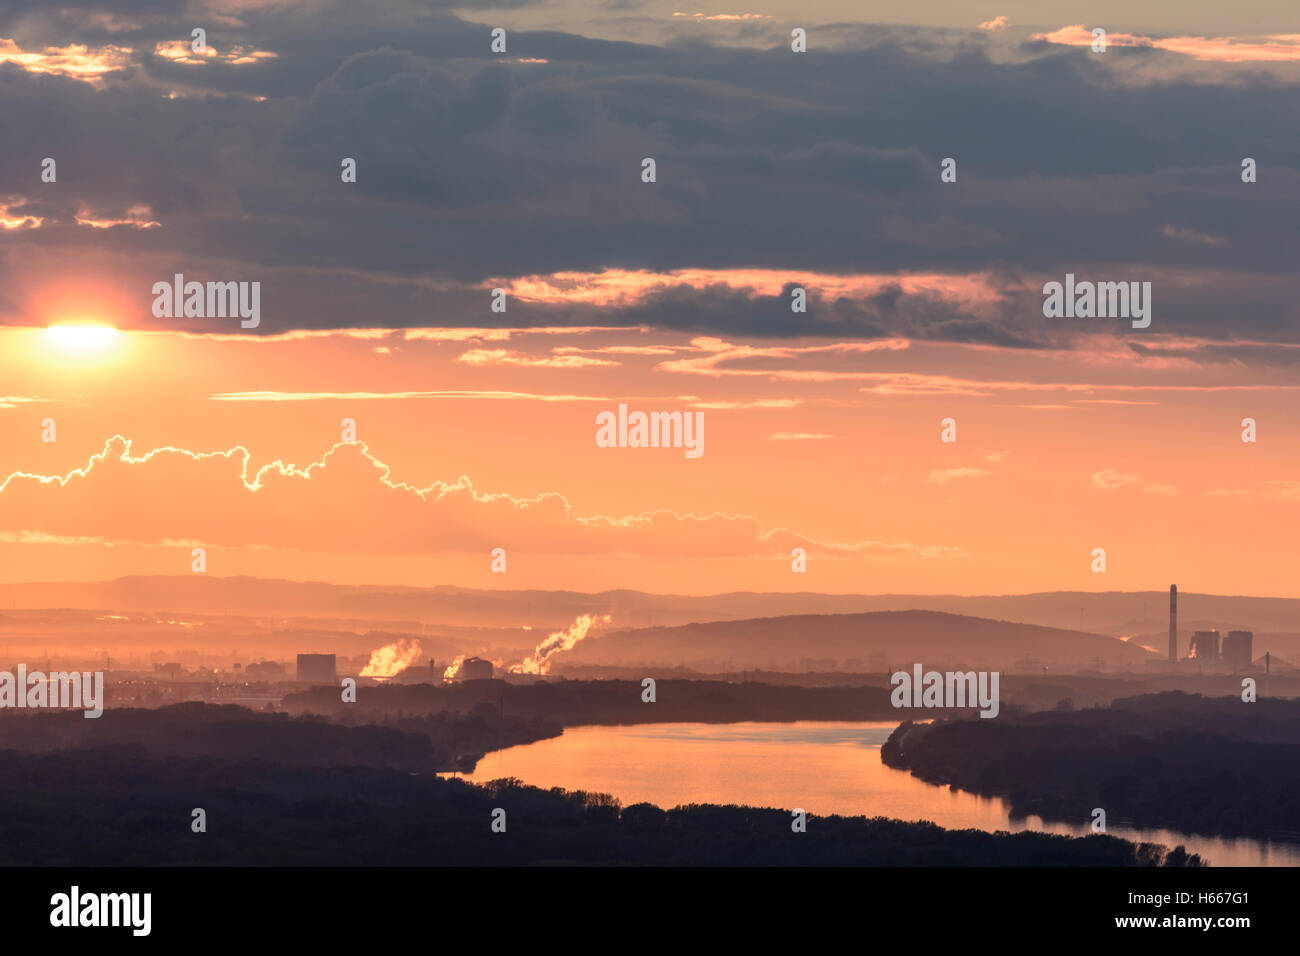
560;610;1155;672
0;576;1294;636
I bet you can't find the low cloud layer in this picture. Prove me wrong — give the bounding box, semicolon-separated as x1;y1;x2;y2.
0;435;964;561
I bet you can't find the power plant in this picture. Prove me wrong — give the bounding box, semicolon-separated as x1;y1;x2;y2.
1155;585;1255;673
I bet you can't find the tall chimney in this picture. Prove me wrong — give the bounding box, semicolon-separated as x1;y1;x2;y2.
1168;584;1177;663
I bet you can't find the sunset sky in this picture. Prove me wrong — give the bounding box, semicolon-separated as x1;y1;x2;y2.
1;0;1297;596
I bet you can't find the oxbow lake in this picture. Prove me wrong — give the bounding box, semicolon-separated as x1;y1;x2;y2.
460;720;1300;867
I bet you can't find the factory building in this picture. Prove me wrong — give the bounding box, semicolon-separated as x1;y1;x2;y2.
1189;630;1220;663
456;657;493;681
296;653;338;684
1221;631;1254;672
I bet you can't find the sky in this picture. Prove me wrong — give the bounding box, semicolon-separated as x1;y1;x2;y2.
0;0;1297;596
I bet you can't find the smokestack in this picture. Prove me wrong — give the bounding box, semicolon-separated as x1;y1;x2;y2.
1169;584;1177;663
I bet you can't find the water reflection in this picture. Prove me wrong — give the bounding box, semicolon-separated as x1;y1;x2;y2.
461;720;1300;866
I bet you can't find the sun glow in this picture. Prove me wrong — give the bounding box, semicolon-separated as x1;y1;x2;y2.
45;323;120;354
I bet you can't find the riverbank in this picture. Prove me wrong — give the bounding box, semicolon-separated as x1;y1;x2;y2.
880;692;1300;847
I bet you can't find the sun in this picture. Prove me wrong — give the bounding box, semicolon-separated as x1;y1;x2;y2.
45;323;120;354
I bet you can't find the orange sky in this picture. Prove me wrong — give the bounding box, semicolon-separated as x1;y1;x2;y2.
1;0;1296;599
2;320;1296;596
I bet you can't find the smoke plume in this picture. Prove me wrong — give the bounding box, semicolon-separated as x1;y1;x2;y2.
509;613;611;675
360;638;422;678
442;654;466;681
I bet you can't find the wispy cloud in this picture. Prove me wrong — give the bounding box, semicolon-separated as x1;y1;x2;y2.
494;269;1003;311
1092;469;1142;490
1162;225;1224;245
74;204;161;230
208;390;611;403
457;349;620;369
927;467;991;485
0;37;133;82
662;338;910;381
1092;470;1179;495
686;398;801;410
1032;25;1300;62
1208;481;1300;501
860;374;1300;398
0;395;55;409
153;40;278;66
671;12;772;21
0;436;964;563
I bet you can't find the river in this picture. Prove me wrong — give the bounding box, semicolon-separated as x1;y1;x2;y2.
461;720;1300;866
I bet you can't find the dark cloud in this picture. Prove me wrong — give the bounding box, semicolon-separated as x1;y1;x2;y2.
1129;342;1300;366
0;0;1296;347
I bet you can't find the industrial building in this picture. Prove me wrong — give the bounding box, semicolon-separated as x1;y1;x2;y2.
1189;630;1220;663
1222;631;1254;671
296;653;338;684
456;657;493;681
